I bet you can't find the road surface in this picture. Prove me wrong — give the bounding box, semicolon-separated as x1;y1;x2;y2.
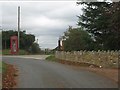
3;56;118;88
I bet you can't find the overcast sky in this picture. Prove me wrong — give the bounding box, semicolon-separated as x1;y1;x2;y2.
1;1;83;49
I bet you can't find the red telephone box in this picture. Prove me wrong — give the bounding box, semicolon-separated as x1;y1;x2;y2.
10;36;18;54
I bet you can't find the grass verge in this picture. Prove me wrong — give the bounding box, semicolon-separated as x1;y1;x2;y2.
2;62;7;73
0;61;7;73
45;55;57;61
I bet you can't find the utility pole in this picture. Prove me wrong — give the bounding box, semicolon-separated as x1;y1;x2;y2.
18;6;20;50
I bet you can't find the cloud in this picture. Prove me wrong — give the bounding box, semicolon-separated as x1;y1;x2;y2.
37;35;58;49
2;1;82;49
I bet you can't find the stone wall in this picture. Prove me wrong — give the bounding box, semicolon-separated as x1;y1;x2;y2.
55;51;120;68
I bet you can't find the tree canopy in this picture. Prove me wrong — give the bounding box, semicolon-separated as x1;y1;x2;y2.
2;30;41;53
60;2;120;51
62;26;94;51
77;2;120;50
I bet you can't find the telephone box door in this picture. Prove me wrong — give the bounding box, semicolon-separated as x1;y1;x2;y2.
10;36;18;54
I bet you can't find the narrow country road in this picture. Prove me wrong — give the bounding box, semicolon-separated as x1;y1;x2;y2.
3;56;118;88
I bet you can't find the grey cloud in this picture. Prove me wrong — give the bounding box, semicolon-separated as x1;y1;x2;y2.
2;1;82;49
37;35;58;49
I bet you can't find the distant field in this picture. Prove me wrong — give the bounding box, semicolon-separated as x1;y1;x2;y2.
2;49;13;55
2;49;29;55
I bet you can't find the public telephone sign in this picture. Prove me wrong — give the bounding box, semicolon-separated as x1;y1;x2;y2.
10;36;18;54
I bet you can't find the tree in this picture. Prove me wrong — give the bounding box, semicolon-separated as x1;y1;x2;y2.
106;2;120;50
2;30;18;49
77;2;120;50
20;32;35;51
2;30;35;51
62;26;94;51
30;42;41;54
